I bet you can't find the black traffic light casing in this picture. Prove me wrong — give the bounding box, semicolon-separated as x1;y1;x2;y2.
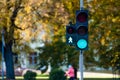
66;22;76;46
75;10;88;50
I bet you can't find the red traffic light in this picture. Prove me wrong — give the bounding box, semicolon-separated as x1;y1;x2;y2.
67;27;75;34
77;26;88;36
77;12;88;23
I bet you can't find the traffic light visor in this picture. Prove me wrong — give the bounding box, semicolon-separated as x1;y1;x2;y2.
77;12;88;23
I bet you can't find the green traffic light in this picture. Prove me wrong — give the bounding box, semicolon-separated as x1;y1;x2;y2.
77;39;87;49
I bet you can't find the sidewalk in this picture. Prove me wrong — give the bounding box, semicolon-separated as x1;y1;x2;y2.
77;71;118;78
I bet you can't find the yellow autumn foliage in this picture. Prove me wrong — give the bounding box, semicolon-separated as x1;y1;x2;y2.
24;6;31;14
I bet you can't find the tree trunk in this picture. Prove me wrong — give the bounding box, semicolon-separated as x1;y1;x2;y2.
4;41;15;79
0;42;2;52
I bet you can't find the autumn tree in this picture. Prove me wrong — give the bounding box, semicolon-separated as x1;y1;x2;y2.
0;0;49;79
88;0;120;69
37;0;120;71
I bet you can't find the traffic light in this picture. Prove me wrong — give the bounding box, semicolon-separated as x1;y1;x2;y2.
66;22;76;46
75;10;88;50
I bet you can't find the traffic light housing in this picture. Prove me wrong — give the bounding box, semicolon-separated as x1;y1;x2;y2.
66;22;76;46
75;10;88;50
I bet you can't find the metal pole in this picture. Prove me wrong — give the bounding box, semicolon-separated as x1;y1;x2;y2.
79;50;83;80
1;29;5;80
79;0;84;80
80;0;84;10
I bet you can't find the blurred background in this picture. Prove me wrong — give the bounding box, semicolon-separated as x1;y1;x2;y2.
0;0;120;79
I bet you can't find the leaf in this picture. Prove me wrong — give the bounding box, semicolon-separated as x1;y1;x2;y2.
24;5;31;13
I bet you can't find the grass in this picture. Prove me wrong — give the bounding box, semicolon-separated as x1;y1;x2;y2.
1;76;119;80
0;74;119;80
0;77;119;80
37;74;49;77
14;78;119;80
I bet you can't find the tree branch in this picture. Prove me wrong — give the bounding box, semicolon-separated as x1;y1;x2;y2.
14;24;29;30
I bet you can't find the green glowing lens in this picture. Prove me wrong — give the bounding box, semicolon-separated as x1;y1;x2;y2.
77;39;87;49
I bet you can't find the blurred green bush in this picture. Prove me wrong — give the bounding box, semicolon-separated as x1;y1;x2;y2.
49;68;66;80
23;70;37;80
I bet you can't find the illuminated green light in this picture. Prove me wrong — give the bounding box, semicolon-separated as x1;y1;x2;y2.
77;39;87;49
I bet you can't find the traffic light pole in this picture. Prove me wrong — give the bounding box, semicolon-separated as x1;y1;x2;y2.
80;0;84;10
79;50;83;80
79;0;84;80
